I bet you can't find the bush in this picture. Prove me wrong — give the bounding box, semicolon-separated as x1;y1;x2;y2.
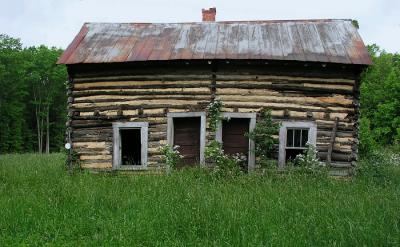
358;148;400;185
246;108;280;163
359;117;378;157
291;144;327;176
160;145;183;171
205;140;243;179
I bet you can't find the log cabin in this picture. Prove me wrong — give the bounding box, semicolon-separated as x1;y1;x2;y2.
58;8;372;175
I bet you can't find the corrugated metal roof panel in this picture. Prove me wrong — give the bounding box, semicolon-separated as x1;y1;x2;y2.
58;19;372;65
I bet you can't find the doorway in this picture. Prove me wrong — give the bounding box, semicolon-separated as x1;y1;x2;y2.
120;128;141;166
222;118;250;170
167;112;206;167
112;122;148;170
173;117;201;166
216;113;256;171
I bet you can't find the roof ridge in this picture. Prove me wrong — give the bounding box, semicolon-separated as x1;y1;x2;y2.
84;19;353;25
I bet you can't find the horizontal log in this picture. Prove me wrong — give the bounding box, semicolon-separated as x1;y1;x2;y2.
73;136;112;142
74;95;211;103
73;74;213;83
217;90;353;107
318;152;354;162
72;99;209;109
73;132;112;139
149;127;167;133
73;74;354;84
74;141;108;149
149;133;167;141
215;75;354;84
74;150;111;156
81;162;112;169
216;82;353;94
221;101;354;113
80;155;112;160
317;130;354;138
73;132;112;138
74;80;211;89
73;87;210;95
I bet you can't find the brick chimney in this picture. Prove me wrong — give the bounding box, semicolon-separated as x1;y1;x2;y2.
202;7;216;22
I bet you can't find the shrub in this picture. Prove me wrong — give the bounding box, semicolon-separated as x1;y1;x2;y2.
205;140;243;179
160;145;183;171
292;143;326;175
359;117;377;157
358;148;400;185
246;108;280;163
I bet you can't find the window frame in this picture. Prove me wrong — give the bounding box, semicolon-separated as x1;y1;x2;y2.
167;112;206;166
112;122;149;170
215;112;257;172
278;121;317;168
285;128;309;149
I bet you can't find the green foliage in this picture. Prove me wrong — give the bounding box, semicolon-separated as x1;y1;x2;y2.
205;140;243;179
0;35;27;152
357;148;400;185
246;108;280;161
359;117;377;155
292;144;327;175
0;34;67;153
207;99;222;132
0;153;400;245
160;145;183;171
351;19;360;29
360;45;400;151
64;149;82;174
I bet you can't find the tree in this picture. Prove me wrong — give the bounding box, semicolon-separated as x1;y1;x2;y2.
24;46;66;153
0;35;27;153
360;45;400;149
0;34;67;154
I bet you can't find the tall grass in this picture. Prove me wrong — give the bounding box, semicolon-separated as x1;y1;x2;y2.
0;153;399;246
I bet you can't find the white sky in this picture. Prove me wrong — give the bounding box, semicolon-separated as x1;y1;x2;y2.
1;0;399;53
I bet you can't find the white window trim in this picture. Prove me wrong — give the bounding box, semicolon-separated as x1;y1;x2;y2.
215;112;257;172
278;121;317;168
112;122;148;170
167;112;206;166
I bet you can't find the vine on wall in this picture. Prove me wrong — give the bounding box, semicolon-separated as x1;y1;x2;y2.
207;99;223;132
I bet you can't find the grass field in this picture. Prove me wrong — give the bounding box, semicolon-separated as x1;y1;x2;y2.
0;153;399;246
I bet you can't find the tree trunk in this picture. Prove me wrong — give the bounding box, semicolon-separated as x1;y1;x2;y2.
34;94;42;154
46;105;50;154
40;116;44;154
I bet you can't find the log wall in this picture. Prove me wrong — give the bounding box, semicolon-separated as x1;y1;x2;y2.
66;62;362;175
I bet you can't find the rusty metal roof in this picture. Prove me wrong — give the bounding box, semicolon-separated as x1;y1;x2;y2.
58;19;372;65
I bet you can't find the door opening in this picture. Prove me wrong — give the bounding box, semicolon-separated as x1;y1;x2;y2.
120;128;141;166
173;117;201;166
222;118;250;170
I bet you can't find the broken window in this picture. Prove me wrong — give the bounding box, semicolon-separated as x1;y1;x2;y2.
278;121;317;167
285;128;309;161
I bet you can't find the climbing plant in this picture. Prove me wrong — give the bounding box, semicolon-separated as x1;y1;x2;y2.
207;98;223;132
246;108;280;163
